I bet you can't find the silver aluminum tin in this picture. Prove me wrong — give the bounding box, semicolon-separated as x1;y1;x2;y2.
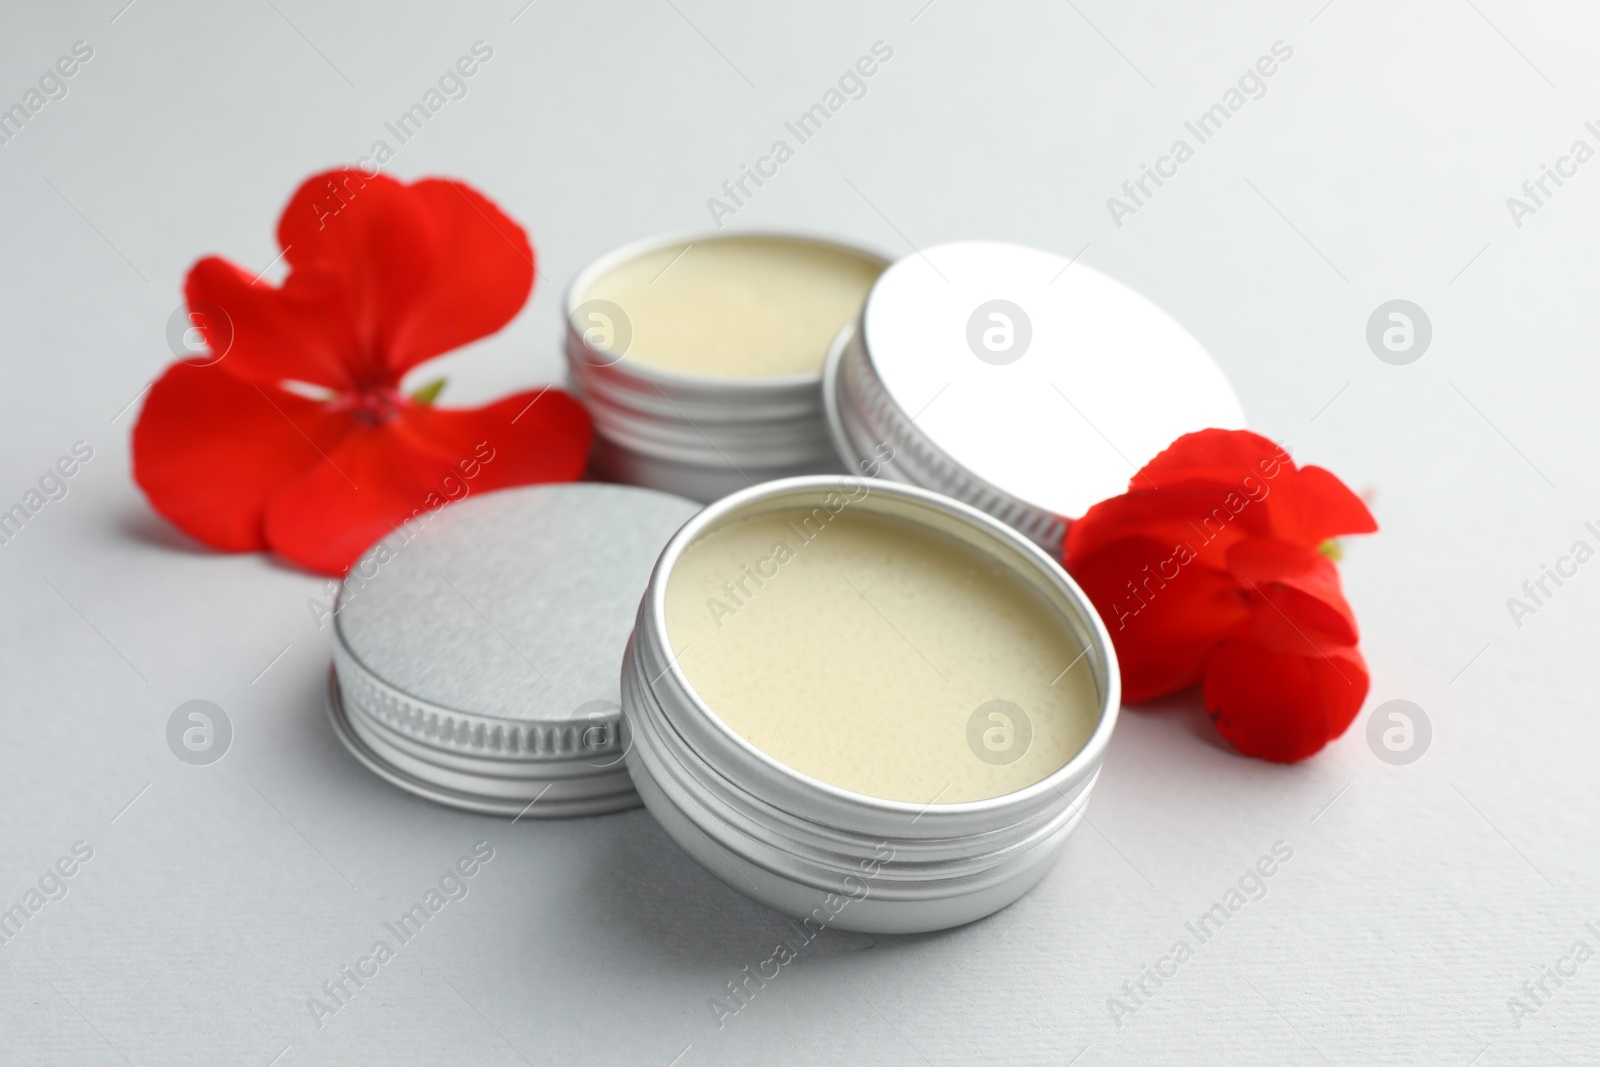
621;476;1120;933
824;240;1246;556
328;483;702;818
564;231;889;504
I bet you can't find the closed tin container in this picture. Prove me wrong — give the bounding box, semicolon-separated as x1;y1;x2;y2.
621;476;1120;933
564;231;888;503
327;483;701;817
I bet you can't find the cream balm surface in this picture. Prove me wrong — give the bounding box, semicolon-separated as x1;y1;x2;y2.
664;495;1099;804
582;236;883;379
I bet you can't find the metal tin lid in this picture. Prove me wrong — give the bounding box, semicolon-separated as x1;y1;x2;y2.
825;241;1246;555
328;483;701;817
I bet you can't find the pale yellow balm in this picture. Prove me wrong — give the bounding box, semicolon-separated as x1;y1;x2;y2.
664;501;1099;804
582;236;884;379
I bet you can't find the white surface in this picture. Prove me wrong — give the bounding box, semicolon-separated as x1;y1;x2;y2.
0;2;1594;1064
862;240;1246;517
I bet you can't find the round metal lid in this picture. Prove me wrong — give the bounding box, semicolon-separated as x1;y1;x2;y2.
831;241;1245;550
329;482;701;817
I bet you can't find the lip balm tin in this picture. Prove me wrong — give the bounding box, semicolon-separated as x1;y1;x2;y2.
327;483;701;817
564;232;889;504
825;240;1246;555
621;476;1120;933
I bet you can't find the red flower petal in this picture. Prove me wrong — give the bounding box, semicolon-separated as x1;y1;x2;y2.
184;257;364;390
132;361;355;551
1134;428;1294;491
1227;537;1359;646
384;179;535;376
276;169;435;382
262;389;592;574
1067;537;1253;702
1266;465;1378;546
1121;428;1375;548
1066;483;1273;567
1204;639;1369;762
277;169;534;381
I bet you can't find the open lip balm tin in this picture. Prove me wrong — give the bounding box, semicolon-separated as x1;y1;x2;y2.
565;231;889;504
621;476;1120;933
327;483;702;817
825;240;1246;555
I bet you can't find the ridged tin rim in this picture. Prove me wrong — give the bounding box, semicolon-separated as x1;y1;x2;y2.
331;634;626;763
576;382;835;467
326;670;639;818
823;322;1068;554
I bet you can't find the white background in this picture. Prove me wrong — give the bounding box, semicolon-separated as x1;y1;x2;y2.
1;1;1595;1063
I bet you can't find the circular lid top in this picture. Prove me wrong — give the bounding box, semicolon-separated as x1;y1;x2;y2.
860;241;1245;519
335;483;701;725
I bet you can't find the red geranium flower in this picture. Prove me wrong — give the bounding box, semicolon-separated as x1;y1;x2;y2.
133;168;591;575
1063;429;1377;762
